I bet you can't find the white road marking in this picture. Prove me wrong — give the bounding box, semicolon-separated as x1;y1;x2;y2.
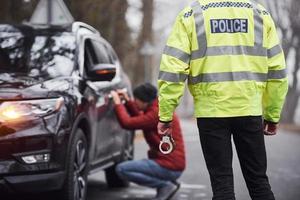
128;188;156;195
179;193;189;198
180;183;207;189
194;192;207;197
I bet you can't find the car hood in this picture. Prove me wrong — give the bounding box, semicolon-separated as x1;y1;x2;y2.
0;73;73;99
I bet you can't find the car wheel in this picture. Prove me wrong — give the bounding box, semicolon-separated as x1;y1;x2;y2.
105;135;134;188
61;129;88;200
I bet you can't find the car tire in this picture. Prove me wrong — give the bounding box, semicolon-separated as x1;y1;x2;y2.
61;129;89;200
105;164;129;188
105;135;134;188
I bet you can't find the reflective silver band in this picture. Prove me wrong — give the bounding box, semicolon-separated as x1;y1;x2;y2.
163;46;191;64
159;69;286;84
190;0;267;60
188;71;267;84
158;71;188;83
162;46;268;62
191;45;267;59
267;45;283;58
252;2;264;46
268;69;287;79
191;1;207;59
187;69;286;84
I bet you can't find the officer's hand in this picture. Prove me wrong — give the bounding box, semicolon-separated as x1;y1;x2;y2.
157;121;172;135
110;91;121;105
263;120;278;136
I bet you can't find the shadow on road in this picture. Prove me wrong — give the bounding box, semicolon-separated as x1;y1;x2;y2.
2;179;155;200
87;179;155;200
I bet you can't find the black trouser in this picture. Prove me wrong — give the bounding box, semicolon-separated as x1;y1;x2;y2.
197;116;275;200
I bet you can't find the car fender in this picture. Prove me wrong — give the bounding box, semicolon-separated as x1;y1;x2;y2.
65;113;92;169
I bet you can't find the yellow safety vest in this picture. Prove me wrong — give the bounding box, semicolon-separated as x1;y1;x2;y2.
158;0;288;123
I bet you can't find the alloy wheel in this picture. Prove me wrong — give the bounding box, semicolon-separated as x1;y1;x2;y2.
73;140;87;200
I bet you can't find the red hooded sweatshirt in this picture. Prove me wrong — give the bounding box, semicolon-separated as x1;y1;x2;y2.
114;99;186;171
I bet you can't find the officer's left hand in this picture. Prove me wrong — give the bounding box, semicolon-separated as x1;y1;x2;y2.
157;121;172;135
263;120;278;136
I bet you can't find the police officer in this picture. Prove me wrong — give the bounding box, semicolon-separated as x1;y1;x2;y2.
157;0;288;200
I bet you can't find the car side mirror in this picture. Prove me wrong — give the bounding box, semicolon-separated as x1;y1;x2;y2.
87;63;116;82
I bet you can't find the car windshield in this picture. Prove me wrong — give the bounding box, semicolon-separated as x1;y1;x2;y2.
0;24;76;78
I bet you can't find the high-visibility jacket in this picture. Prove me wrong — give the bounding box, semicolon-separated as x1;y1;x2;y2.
158;0;288;123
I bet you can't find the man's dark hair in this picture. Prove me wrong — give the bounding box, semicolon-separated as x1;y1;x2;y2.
133;83;157;103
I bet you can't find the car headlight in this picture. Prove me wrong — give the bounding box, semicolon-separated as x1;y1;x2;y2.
0;97;64;123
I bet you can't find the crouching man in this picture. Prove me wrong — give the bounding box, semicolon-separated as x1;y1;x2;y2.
110;83;186;200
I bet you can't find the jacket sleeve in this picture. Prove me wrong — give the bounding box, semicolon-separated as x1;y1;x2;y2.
262;14;288;123
158;7;192;122
125;100;141;116
114;104;157;130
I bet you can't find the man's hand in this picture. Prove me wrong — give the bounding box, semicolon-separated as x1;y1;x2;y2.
157;121;172;135
263;120;278;136
117;89;130;101
110;91;121;104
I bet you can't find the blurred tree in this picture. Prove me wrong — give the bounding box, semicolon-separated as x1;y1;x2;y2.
261;0;300;123
132;0;154;85
0;0;38;23
0;0;12;22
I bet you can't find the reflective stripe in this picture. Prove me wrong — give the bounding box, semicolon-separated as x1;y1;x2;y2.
268;69;287;79
188;71;267;84
191;45;267;59
267;45;282;58
158;71;188;83
190;0;267;60
252;2;264;46
159;69;287;84
191;1;207;59
163;46;191;64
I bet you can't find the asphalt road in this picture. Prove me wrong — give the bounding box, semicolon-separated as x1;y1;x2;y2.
86;118;300;200
6;118;300;200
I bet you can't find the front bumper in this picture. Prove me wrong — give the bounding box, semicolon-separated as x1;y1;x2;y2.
0;101;72;195
0;171;65;193
0;113;71;173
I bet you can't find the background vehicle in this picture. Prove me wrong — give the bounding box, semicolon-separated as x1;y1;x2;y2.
0;22;134;200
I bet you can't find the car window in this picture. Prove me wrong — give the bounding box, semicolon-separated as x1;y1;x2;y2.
83;39;113;71
91;40;112;64
84;39;96;71
105;43;119;65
